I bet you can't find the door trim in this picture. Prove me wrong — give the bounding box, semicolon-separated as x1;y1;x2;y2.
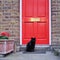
20;0;51;45
49;0;51;45
20;0;22;45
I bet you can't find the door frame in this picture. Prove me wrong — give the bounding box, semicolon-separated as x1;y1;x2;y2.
49;0;51;45
20;0;51;45
20;0;22;45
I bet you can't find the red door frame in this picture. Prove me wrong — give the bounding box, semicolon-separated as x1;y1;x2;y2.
20;0;51;45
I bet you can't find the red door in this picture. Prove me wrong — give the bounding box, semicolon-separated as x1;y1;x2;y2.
22;0;49;44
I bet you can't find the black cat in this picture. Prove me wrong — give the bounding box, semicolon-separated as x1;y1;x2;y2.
26;37;36;52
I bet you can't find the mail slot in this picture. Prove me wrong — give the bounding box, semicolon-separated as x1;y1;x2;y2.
30;18;40;22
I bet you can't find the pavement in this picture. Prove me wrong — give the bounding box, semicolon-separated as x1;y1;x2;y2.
0;51;60;60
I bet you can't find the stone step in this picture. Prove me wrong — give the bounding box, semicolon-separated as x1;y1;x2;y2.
20;45;51;52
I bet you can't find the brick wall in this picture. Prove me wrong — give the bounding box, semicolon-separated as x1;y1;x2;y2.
51;0;60;46
0;0;20;45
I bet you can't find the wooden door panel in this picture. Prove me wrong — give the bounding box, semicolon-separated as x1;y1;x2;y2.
37;0;46;16
25;0;34;16
24;23;34;39
36;39;49;44
37;23;46;38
